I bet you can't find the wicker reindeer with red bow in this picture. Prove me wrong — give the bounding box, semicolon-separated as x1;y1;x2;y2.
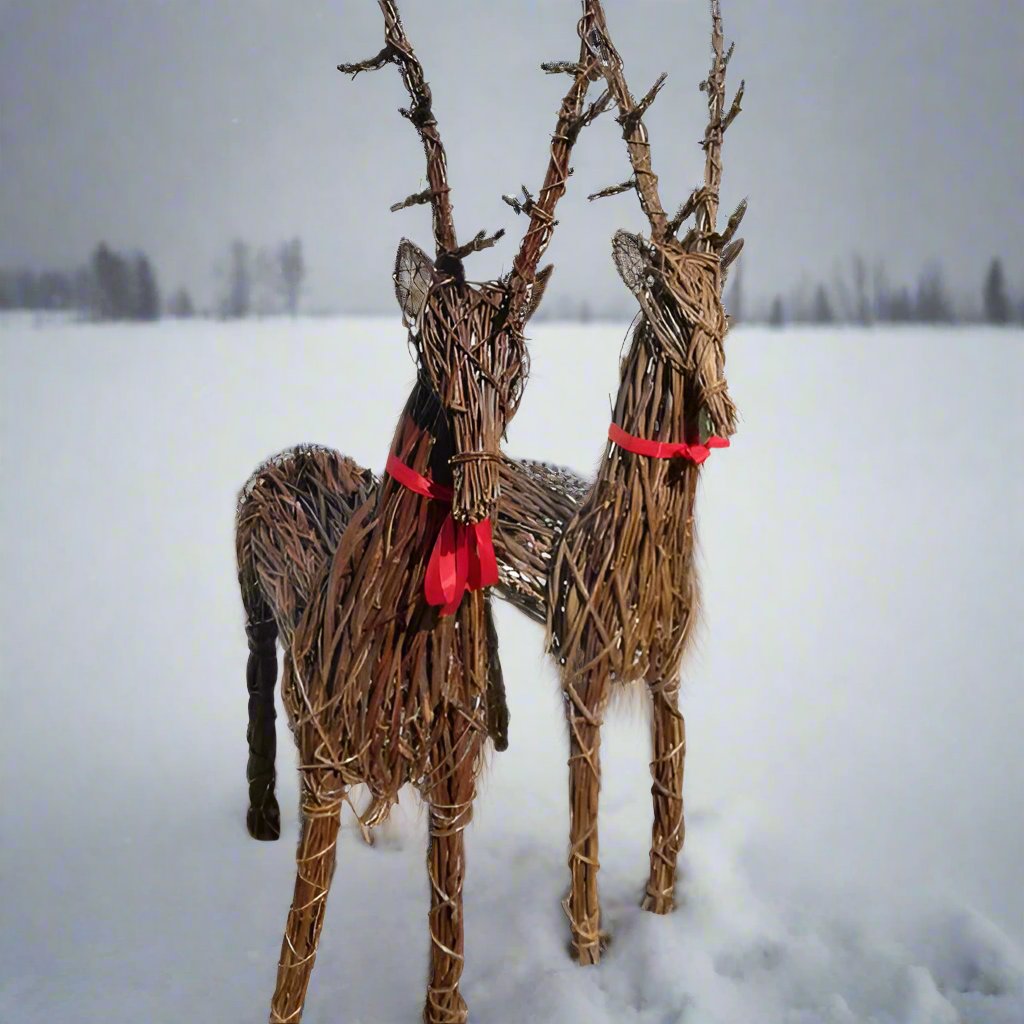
234;2;608;1020
493;0;746;964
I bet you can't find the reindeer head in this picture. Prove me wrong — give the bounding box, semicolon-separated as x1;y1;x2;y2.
392;239;533;523
342;0;607;523
587;0;745;439
612;231;736;438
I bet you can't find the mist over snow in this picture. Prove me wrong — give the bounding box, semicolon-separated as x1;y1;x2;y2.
1;317;1022;1023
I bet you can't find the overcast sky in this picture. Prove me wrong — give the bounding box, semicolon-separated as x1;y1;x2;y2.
2;0;1022;315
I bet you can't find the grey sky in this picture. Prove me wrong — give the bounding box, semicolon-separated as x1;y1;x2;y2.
2;0;1022;314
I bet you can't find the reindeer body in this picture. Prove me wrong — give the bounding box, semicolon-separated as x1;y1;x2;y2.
498;325;706;683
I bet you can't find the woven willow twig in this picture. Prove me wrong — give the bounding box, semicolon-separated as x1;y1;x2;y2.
235;4;602;1021
492;0;747;961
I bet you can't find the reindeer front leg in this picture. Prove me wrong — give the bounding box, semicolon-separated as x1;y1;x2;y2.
643;673;685;914
421;722;481;1024
563;669;609;964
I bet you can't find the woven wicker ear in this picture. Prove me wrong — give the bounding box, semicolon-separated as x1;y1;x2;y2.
611;230;650;295
394;239;436;324
524;264;554;321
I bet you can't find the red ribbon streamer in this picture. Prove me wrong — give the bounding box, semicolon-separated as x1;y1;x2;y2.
608;422;730;465
385;453;499;616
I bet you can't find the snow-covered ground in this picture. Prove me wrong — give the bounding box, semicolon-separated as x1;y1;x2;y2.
2;316;1022;1024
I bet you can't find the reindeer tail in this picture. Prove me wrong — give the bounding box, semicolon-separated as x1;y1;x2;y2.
241;573;281;841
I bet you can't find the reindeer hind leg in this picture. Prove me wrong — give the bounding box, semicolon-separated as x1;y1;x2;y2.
643;672;685;914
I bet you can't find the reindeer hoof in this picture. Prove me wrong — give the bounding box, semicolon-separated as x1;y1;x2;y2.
567;929;610;965
247;800;281;841
423;991;468;1024
641;891;676;914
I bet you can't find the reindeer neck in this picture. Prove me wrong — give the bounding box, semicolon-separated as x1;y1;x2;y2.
604;316;692;467
379;378;453;506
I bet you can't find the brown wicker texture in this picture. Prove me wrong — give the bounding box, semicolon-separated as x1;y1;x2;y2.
233;3;605;1020
492;0;746;963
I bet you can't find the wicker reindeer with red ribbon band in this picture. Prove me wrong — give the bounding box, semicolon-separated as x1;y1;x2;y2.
234;3;608;1020
492;0;746;964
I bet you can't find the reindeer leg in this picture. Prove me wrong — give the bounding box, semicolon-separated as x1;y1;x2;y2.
642;673;685;914
269;785;342;1024
563;669;609;965
422;733;479;1024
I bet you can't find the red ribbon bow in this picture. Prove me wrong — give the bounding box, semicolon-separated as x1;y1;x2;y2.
385;454;499;616
608;422;730;465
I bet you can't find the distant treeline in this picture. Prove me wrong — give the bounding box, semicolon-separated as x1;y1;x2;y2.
728;256;1022;327
3;243;1021;328
0;245;162;321
0;237;305;321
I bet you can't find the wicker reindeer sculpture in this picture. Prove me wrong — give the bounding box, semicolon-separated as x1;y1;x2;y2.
493;0;746;964
234;3;608;1020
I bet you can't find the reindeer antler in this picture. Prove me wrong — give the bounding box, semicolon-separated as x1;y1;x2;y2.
505;0;612;323
693;0;744;257
338;1;503;261
586;0;746;263
583;3;670;241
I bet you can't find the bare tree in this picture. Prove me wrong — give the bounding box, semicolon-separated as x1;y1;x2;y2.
279;238;305;317
252;246;280;317
812;283;834;324
133;254;160;320
983;258;1010;325
223;240;251;319
915;263;953;323
167;288;195;318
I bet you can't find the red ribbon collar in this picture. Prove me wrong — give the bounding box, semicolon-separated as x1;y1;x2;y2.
385;454;499;616
608;422;730;465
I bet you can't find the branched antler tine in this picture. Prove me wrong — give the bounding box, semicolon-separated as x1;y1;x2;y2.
630;73;668;123
340;0;458;255
583;1;670;239
588;178;636;202
721;237;744;274
722;79;745;132
666;186;707;237
542;60;581;76
390;187;439;213
452;228;506;261
508;1;604;321
502;186;536;216
577;88;613;131
694;0;732;253
717;197;747;247
336;45;393;77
